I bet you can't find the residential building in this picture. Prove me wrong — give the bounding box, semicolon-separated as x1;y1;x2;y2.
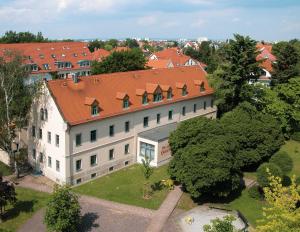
146;59;174;69
28;66;216;185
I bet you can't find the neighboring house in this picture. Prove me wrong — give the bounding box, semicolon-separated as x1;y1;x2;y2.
146;59;174;69
28;66;216;185
149;47;199;67
0;42;95;84
183;41;199;50
253;43;276;86
92;48;110;62
112;46;130;52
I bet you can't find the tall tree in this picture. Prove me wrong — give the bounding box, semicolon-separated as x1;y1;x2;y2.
0;51;37;177
91;48;147;74
256;172;300;232
44;185;81;232
209;34;260;116
272;41;299;85
124;38;139;48
88;39;105;52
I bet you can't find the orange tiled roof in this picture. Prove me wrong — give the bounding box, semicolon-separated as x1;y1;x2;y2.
0;42;95;74
146;59;173;69
112;47;130;52
47;66;214;126
152;48;193;66
256;43;276;72
92;48;110;61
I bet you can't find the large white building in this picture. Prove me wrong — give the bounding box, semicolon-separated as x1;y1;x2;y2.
28;66;216;185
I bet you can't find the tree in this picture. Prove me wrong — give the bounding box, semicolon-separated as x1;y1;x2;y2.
44;185;81;232
124;38;139;48
256;172;300;232
0;174;16;220
0;51;38;177
0;31;48;43
88;39;105;52
209;34;261;116
203;215;240;232
257;163;283;188
269;151;293;174
141;157;154;199
272;41;299;85
106;39;118;48
91;48;147;74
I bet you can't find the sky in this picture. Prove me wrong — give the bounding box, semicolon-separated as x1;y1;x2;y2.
0;0;299;41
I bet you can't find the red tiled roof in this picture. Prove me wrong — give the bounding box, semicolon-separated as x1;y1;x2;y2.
146;59;173;69
112;47;130;52
152;48;194;66
92;48;110;61
256;43;276;72
0;42;94;74
47;66;213;126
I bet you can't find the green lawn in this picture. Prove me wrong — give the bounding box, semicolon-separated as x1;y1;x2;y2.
0;187;49;232
74;164;170;209
280;140;300;177
0;161;13;176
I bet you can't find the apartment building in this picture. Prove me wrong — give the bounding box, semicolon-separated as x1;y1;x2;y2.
28;66;216;185
0;42;94;84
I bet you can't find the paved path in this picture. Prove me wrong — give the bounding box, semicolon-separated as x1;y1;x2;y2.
243;177;257;188
146;185;183;232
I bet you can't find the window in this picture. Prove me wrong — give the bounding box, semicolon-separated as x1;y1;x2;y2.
76;159;82;172
39;152;43;163
142;93;148;105
32;126;36;137
90;155;97;166
125;161;129;166
43;64;49;70
75;133;82;147
47;132;51;143
156;113;161;124
123;98;129;109
140;142;155;160
55;134;59;147
200;83;205;92
32;149;36;160
39;128;43;139
44;109;48;120
109;166;114;172
167;89;172;99
125;144;129;154
76;178;82;184
40;108;44;120
90;130;97;142
168;110;173;120
91;105;99;116
143;116;149;127
193;104;197;113
109;125;114;137
182;86;187;96
211;99;214;107
48;156;52;168
153;92;162;102
125;121;130;133
56;160;60;172
204;101;207;110
109;149;114;160
91;173;96;178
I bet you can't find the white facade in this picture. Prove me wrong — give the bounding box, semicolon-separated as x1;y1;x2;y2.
28;86;216;185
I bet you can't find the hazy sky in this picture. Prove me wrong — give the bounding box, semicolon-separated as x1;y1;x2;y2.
0;0;299;41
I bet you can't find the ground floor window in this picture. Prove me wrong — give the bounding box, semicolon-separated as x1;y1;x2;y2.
140;142;155;160
76;178;82;184
109;166;114;172
91;173;96;178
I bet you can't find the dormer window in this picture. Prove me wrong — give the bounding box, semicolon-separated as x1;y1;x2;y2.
91;105;99;116
142;93;148;105
153;91;162;102
123;98;130;109
182;86;187;96
200;83;205;92
31;64;38;71
167;89;172;99
43;64;49;70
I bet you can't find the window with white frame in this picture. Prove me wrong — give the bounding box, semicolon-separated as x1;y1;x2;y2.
140;142;155;160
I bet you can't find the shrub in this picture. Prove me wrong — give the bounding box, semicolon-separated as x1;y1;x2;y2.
291;132;300;141
257;163;283;188
282;175;292;186
296;177;300;186
269;151;293;174
248;185;263;200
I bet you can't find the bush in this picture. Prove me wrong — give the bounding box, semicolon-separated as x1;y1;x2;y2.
291;132;300;141
282;175;292;186
248;185;263;200
257;163;283;188
269;151;293;174
296;177;300;186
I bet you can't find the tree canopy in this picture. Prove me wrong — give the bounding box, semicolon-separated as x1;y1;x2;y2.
91;48;147;74
123;38;139;48
0;31;48;43
209;34;260;116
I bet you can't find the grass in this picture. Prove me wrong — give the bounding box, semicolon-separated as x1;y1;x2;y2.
0;187;49;232
280;140;300;177
74;164;170;209
0;161;13;176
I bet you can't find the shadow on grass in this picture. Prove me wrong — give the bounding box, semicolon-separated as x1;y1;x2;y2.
3;200;37;221
151;181;164;191
79;212;99;232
